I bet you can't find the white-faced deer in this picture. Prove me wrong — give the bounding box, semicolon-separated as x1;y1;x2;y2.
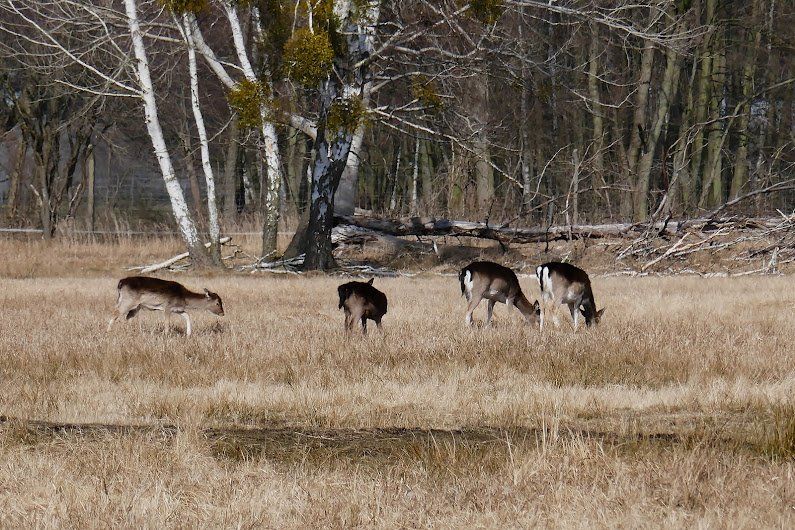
536;262;604;331
459;261;540;327
107;276;225;336
338;278;388;334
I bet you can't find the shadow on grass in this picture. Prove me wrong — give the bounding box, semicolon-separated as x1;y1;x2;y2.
2;413;776;465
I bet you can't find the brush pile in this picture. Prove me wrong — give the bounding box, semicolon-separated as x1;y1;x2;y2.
617;212;795;274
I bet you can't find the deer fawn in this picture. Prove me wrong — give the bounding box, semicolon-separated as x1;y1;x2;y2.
338;278;388;334
107;276;225;336
536;262;604;331
459;261;540;327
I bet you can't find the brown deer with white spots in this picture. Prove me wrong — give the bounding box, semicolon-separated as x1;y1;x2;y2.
337;278;387;334
107;276;225;336
536;262;604;331
459;261;540;327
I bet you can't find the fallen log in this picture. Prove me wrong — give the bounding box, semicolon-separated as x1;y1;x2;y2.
334;214;649;243
333;214;773;244
331;224;428;252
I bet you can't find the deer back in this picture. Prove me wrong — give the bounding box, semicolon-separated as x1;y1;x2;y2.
337;279;388;316
460;261;523;299
117;276;223;314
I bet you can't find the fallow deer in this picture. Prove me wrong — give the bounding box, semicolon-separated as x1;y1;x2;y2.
536;262;604;330
459;261;540;327
338;278;388;334
107;276;225;336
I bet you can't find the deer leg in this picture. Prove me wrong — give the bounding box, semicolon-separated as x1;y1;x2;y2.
179;312;192;337
343;309;353;333
465;293;483;327
361;316;368;335
550;300;561;328
485;299;496;326
163;311;172;333
539;296;549;331
107;305;129;332
375;318;383;331
568;303;579;332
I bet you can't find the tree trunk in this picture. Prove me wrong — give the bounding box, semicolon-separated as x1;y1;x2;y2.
32;125;56;239
568;149;580;227
634;32;682;220
671;49;700;215
335;84;370;216
260;122;282;257
184;15;222;265
389;140;401;212
36;157;53;239
86;144;95;232
4;138;25;222
446;146;463;213
623;31;655;218
420;139;434;211
297;139;312;213
730;0;763;199
411;135;420;213
519;4;535;213
298;0;380;270
184;135;202;216
689;0;717;207
304;126;352;270
241;154;256;209
124;0;207;263
588;23;605;181
699;39;726;208
472;73;493;211
223;2;284;257
222;115;240;220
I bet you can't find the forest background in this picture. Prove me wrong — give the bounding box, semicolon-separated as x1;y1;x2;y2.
0;0;793;269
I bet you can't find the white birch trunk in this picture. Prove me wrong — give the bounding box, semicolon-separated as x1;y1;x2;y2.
183;15;221;263
224;2;283;256
123;0;204;259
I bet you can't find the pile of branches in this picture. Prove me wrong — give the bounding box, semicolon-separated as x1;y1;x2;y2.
128;209;793;276
618;212;795;274
128;237;238;273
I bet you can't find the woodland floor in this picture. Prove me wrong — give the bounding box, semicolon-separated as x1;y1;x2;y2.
0;236;794;527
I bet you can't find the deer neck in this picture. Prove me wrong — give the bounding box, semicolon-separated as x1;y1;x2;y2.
184;291;210;310
514;292;535;321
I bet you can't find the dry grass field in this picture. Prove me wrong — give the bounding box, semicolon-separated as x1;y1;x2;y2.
1;237;795;527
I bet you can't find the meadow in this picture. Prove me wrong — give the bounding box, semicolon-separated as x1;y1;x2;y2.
1;237;794;527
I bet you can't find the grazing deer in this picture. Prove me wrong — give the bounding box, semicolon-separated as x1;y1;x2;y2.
338;278;388;334
459;261;540;327
107;276;224;336
536;262;604;330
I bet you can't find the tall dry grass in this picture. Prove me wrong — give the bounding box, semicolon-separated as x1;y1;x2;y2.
1;239;794;527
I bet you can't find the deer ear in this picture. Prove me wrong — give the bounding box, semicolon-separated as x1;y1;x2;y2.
367;278;374;285
204;288;211;298
533;300;540;312
596;308;606;318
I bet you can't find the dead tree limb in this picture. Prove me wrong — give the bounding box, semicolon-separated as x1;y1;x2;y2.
705;179;795;219
129;237;232;273
334;214;785;244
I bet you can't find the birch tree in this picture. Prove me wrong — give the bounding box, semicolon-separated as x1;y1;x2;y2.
123;0;209;262
179;12;221;263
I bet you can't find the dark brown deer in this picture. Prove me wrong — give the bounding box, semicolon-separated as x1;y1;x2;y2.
107;276;224;336
536;262;604;331
459;261;540;327
338;278;387;334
